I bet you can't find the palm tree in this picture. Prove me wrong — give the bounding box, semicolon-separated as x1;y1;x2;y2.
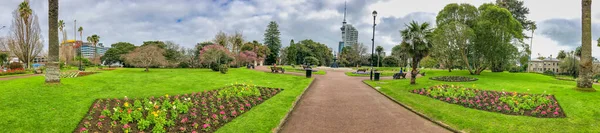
18;1;32;25
578;0;594;89
400;21;433;85
87;35;100;64
46;0;60;83
58;20;66;43
375;46;383;67
78;27;83;41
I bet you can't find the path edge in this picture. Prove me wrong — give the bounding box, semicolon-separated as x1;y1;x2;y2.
361;80;462;133
272;77;316;133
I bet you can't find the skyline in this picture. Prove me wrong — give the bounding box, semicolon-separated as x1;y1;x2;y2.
0;0;599;58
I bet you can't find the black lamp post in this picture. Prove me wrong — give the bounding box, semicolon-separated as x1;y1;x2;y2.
370;10;377;80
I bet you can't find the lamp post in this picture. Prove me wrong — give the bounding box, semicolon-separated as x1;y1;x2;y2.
370;10;377;80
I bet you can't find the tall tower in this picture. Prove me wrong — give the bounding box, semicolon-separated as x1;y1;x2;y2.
339;1;358;55
339;1;347;55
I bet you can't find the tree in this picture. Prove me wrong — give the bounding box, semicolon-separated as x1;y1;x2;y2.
575;46;582;57
123;45;166;72
101;42;136;67
78;27;83;41
264;21;281;65
400;21;434;84
240;40;270;65
391;44;409;68
0;53;7;67
7;1;43;69
376;46;383;67
58;20;66;43
46;0;60;83
304;56;319;66
163;41;183;67
474;3;523;73
420;56;437;68
560;52;579;79
238;51;257;66
382;56;399;67
283;39;333;66
86;34;100;64
199;44;233;71
229;31;244;54
213;31;228;49
578;0;594;88
557;50;567;60
435;3;478;73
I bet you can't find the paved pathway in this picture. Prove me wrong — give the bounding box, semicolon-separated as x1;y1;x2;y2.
0;74;40;81
255;66;449;133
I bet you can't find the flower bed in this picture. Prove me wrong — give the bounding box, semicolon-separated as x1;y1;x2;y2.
429;76;478;82
0;68;26;76
411;85;565;118
75;84;282;133
78;71;98;77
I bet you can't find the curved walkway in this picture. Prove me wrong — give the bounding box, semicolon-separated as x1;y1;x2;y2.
255;66;449;132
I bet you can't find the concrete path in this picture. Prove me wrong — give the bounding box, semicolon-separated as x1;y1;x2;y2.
0;74;40;81
255;66;449;133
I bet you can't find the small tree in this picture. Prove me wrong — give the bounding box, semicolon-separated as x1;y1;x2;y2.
123;45;166;72
200;44;233;71
238;51;257;66
304;56;319;66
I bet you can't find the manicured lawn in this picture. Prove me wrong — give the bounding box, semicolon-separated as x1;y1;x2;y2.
0;68;312;132
365;70;600;132
280;66;326;75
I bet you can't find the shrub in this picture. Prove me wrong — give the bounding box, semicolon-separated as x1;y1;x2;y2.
543;70;555;76
210;62;219;71
429;76;478;82
0;68;26;76
508;67;521;73
219;64;228;74
304;56;319;66
9;62;23;69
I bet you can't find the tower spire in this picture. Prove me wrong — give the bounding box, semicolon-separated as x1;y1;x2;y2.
343;0;347;24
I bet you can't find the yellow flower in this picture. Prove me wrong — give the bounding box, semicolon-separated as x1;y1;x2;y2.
152;111;158;117
165;94;169;98
124;102;129;107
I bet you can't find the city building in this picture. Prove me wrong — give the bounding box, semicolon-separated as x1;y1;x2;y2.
339;1;358;55
528;57;561;73
60;40;110;64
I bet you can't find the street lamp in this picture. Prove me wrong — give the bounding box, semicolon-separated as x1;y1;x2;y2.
370;10;377;80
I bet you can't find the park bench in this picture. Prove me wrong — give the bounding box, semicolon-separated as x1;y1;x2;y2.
393;73;407;79
270;67;285;73
356;69;368;73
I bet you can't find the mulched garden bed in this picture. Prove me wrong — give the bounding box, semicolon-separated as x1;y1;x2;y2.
77;71;98;77
74;84;282;133
411;85;565;118
429;76;478;82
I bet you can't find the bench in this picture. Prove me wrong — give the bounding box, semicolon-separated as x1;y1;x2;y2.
393;73;407;79
302;65;312;70
356;69;368;73
270;67;285;73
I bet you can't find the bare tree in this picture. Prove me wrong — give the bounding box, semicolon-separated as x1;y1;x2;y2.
213;31;229;49
123;45;166;72
229;31;244;53
7;1;44;69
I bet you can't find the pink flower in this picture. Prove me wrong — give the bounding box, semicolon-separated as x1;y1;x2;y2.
541;111;547;115
181;117;189;124
179;127;186;131
79;128;87;132
419;91;424;95
219;105;225;109
232;111;238;116
123;124;130;129
192;131;198;133
99;115;106;119
220;111;225;115
212;114;218;119
245;103;251;107
258;98;262;101
222;115;227;120
203;123;210;129
553;111;559;116
555;108;560;111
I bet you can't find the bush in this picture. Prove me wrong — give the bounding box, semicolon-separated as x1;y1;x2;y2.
543;70;555;76
210;63;219;71
219;64;228;74
429;76;478;82
9;62;23;69
304;56;319;66
178;62;190;68
0;68;26;76
508;67;521;73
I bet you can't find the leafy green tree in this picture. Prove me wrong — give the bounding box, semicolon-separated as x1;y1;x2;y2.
375;46;384;67
163;41;183;67
391;44;409;68
101;42;136;67
420;56;437;68
0;53;8;67
495;0;535;31
46;0;60;83
78;27;83;41
213;31;228;49
304;56;319;66
578;0;594;88
382;56;399;67
400;21;434;84
264;21;281;65
283;39;333;66
557;50;567;60
575;46;582;57
435;3;478;73
560;51;579;79
141;41;166;49
474;3;523;73
228;31;244;54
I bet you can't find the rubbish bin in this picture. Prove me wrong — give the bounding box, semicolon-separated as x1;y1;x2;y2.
306;69;312;78
374;72;380;81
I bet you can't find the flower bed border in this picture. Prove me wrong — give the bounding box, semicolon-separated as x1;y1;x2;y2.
411;85;566;118
74;85;284;133
429;76;478;82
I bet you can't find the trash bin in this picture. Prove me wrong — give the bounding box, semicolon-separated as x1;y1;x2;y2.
306;69;312;78
374;72;380;81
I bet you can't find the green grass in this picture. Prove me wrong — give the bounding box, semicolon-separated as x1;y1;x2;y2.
365;70;600;132
280;66;326;75
345;71;397;77
0;68;312;132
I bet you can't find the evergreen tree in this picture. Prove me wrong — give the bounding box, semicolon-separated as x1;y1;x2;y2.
264;21;281;65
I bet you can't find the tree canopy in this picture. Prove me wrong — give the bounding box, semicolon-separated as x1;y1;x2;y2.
264;21;281;65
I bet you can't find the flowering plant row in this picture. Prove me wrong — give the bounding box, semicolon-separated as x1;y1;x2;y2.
429;76;478;82
411;85;565;118
75;84;282;133
0;68;26;76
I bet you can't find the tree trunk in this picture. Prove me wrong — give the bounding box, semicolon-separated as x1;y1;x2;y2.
410;58;418;85
460;49;475;75
448;68;452;72
578;0;594;88
145;67;149;72
45;0;60;83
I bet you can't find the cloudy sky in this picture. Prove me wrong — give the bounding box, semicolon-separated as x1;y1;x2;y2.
0;0;598;58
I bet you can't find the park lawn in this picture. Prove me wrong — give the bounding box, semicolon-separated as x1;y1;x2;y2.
365;70;600;132
345;71;397;77
0;68;312;132
280;66;326;75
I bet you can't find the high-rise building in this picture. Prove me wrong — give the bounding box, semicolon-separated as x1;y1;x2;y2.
81;42;109;59
339;1;358;54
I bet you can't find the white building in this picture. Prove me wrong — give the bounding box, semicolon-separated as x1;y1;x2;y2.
339;2;358;54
